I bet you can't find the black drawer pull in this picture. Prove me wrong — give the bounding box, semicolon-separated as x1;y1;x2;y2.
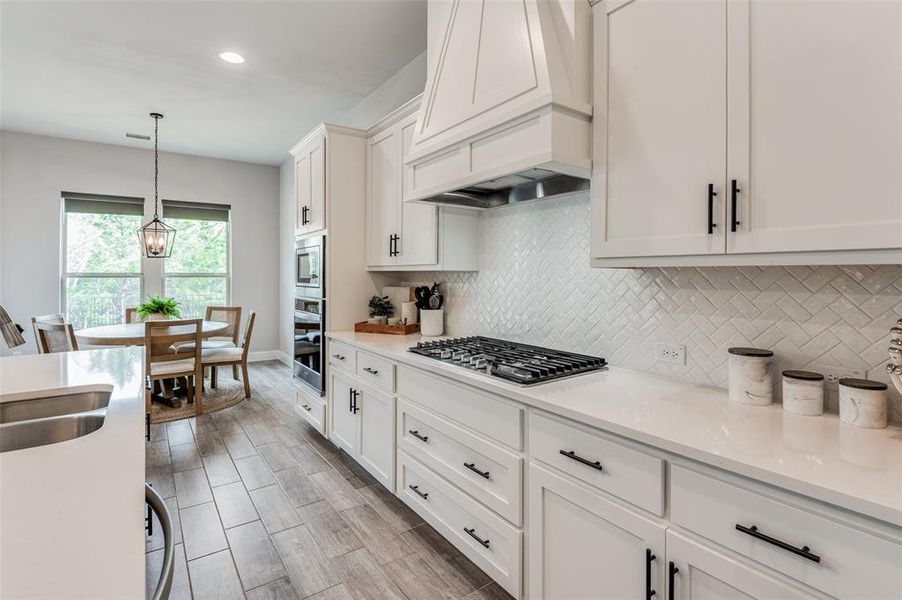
646;548;656;599
362;367;379;376
464;527;490;548
302;404;311;412
464;462;490;479
331;354;345;361
559;449;603;471
145;412;151;441
409;430;429;443
668;562;679;600
409;485;428;500
735;524;821;563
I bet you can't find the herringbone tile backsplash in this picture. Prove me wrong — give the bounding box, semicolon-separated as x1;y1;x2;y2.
396;193;902;422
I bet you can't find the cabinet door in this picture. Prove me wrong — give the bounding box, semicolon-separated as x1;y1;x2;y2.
357;384;394;489
306;135;326;234
528;463;666;600
727;0;902;254
296;136;326;235
592;0;727;259
295;152;310;236
398;116;438;266
667;531;821;600
367;127;400;267
328;372;358;455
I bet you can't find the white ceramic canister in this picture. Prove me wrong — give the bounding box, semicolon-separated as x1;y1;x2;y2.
420;309;444;337
838;378;889;429
728;347;774;405
781;370;824;416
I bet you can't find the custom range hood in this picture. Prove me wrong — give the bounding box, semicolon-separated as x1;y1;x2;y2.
404;0;593;209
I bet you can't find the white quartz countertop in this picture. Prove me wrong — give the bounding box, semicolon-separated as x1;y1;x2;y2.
0;348;146;599
328;331;902;527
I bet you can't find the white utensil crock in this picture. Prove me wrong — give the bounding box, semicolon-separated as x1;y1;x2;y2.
420;309;443;337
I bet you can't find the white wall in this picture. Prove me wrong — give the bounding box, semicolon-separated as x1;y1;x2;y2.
277;52;427;361
0;131;280;356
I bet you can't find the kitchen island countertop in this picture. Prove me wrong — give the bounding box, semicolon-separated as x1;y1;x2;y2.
328;331;902;528
0;347;146;599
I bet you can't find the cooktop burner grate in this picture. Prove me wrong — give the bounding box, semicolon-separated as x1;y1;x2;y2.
408;336;607;385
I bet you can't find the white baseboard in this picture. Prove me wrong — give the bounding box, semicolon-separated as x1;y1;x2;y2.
276;351;292;366
248;350;284;363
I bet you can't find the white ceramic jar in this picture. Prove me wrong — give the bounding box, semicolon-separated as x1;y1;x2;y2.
728;347;774;405
420;309;444;337
839;378;889;429
781;370;824;416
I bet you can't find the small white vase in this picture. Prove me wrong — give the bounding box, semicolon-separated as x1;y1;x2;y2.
144;313;171;321
420;309;444;337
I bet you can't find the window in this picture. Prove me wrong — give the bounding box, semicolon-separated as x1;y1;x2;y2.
162;200;231;319
63;193;144;328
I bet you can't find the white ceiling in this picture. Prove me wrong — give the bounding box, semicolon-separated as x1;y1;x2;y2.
0;1;426;165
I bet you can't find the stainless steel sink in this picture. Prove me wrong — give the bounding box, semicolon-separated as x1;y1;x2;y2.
0;391;111;424
0;414;105;453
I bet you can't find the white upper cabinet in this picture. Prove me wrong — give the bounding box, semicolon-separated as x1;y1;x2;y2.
727;0;902;255
294;134;326;236
366;97;478;271
592;0;727;258
591;0;902;266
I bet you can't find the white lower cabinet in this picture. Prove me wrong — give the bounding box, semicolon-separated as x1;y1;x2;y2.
527;463;666;600
328;370;394;489
329;371;358;455
666;531;821;600
297;390;326;435
357;384;393;488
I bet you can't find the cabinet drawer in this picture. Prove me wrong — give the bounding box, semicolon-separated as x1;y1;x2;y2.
398;451;522;598
398;366;523;450
328;341;356;374
356;351;395;393
671;466;902;599
529;412;664;515
297;391;325;435
398;399;523;525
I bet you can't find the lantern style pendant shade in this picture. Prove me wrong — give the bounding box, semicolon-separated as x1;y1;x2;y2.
138;217;176;258
138;112;176;258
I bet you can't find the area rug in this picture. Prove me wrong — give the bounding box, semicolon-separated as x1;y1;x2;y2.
150;378;246;424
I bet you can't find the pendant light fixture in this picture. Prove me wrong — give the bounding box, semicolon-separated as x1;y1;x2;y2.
137;112;175;258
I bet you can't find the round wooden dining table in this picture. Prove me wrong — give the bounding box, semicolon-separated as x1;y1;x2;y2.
75;320;230;346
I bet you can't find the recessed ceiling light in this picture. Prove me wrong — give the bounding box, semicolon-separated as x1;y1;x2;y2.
218;51;245;64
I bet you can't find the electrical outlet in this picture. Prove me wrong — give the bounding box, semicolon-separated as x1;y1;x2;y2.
814;363;865;386
655;342;686;365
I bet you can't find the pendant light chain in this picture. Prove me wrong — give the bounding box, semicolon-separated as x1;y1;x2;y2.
153;113;160;219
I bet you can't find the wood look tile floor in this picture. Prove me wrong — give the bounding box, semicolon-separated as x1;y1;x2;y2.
146;361;513;600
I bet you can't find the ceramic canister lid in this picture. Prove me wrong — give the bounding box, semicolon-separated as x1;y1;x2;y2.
728;347;774;357
782;370;824;381
838;377;888;391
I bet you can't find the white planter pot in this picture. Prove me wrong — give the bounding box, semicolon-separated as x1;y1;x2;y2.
367;316;387;325
420;309;444;337
144;313;171;321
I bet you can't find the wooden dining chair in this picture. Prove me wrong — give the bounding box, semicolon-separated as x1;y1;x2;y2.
124;307;140;324
31;313;65;353
202;311;256;399
174;306;242;378
34;321;79;353
144;319;203;413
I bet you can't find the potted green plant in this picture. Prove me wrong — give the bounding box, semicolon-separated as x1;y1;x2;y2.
367;295;393;325
136;295;181;321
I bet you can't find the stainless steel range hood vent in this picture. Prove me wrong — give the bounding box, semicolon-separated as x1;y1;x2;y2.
423;171;589;210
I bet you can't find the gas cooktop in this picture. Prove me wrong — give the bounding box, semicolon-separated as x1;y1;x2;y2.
408;336;607;386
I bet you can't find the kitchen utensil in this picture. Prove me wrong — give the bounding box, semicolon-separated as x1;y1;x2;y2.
414;286;431;310
429;294;442;310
